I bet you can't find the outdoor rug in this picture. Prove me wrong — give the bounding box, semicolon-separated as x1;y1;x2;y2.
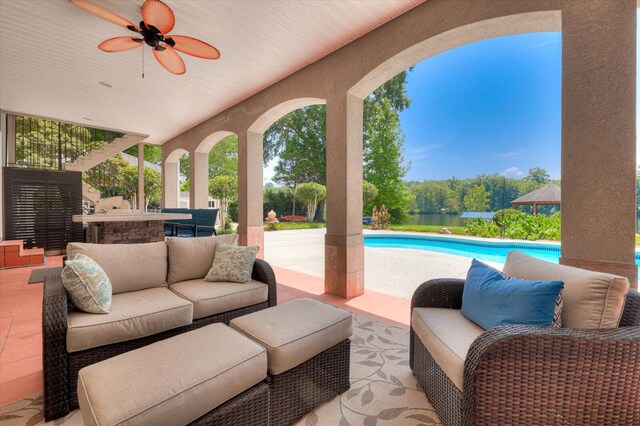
28;267;63;284
0;314;441;426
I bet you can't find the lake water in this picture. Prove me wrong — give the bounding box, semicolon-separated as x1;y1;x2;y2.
404;213;467;227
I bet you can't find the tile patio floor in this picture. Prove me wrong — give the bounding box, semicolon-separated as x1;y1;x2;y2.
0;257;410;406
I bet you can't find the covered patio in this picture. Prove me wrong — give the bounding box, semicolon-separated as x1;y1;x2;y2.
1;1;639;425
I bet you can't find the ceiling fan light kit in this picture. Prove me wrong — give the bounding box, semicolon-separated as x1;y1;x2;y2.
69;0;220;76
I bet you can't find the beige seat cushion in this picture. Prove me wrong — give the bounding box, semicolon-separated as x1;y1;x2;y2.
67;287;193;352
169;279;268;319
166;234;239;284
503;252;629;329
230;298;352;375
412;307;484;391
67;242;168;294
78;324;267;426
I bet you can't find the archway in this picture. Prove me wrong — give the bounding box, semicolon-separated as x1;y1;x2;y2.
238;98;326;259
163;148;188;208
192;131;238;231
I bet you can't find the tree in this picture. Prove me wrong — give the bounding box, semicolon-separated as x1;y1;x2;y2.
117;165;162;210
124;145;163;165
263;70;412;216
363;98;411;221
264;105;326;186
463;185;491;212
208;135;238;178
209;175;238;229
362;180;379;213
524;167;550;185
295;183;326;222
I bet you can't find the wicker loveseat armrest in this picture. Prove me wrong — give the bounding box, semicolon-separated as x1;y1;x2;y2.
463;325;640;426
411;278;465;311
252;259;277;307
42;275;70;421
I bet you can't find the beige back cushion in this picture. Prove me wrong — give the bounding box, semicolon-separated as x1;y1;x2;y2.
67;242;168;294
503;252;629;329
166;234;238;284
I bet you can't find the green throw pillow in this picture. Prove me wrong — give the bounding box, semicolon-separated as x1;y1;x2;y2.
204;242;259;283
62;253;112;314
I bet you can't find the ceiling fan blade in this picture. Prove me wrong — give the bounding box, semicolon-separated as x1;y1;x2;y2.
164;35;220;60
69;0;137;30
142;0;175;35
99;37;143;52
153;46;185;75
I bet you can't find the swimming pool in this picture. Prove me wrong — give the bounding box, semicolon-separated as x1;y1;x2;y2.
364;234;640;269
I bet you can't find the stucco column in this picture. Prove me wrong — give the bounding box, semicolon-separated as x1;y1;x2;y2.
237;130;264;258
325;93;364;298
137;143;145;211
560;0;637;288
190;151;209;209
162;161;179;208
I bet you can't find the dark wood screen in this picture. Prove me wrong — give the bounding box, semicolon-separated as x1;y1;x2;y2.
3;167;82;251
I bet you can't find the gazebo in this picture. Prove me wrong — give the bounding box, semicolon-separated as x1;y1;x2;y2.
511;182;561;216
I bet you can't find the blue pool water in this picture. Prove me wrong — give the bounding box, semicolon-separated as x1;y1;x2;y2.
364;234;640;270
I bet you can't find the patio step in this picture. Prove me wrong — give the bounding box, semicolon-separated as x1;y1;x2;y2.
82;182;101;204
0;240;45;269
64;133;148;172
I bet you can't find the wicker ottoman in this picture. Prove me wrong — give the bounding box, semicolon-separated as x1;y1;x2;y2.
230;298;352;426
77;324;269;426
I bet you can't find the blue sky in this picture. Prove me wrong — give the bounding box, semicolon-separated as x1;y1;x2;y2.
265;11;639;184
400;32;562;181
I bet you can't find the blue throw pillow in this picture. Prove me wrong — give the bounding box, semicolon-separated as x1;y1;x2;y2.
461;259;564;330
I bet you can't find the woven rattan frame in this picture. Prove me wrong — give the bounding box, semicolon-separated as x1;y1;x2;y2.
189;382;270;426
43;259;277;421
412;330;462;426
268;339;351;426
410;278;640;426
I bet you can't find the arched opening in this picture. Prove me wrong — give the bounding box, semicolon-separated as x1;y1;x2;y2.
192;131;238;232
163;148;188;208
358;32;562;299
243;97;326;265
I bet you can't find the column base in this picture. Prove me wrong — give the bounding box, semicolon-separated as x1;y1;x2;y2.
237;225;265;259
325;233;364;299
560;256;637;290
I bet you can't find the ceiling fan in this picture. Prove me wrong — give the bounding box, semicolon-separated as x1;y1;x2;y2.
69;0;220;75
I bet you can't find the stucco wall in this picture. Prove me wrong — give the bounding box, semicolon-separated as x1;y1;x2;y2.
162;0;638;291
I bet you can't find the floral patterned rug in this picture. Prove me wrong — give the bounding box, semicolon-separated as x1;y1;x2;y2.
0;314;440;426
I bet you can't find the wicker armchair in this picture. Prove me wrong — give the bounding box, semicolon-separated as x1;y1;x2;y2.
410;278;640;426
42;259;277;421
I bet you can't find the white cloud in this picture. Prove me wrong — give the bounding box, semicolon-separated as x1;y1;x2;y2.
500;166;524;178
407;143;443;160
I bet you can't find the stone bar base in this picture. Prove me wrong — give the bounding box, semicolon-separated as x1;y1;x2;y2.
560;257;638;291
89;221;165;244
237;225;265;259
325;234;364;299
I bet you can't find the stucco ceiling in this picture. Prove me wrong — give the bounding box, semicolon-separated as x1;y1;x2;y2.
0;0;423;144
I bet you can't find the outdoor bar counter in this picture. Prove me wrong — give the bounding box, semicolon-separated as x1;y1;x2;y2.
72;213;191;244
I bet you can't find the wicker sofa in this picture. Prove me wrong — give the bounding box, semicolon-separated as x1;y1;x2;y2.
410;252;640;426
42;234;277;421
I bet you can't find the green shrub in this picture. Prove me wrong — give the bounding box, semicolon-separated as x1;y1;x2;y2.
465;211;561;241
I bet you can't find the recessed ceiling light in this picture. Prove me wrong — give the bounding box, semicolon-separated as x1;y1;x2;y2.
82;117;93;121
98;81;113;88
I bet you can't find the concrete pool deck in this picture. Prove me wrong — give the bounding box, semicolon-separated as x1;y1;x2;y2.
264;228;504;300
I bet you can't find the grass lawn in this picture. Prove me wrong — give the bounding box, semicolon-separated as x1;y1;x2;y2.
263;221;466;235
265;222;326;231
636;234;640;245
